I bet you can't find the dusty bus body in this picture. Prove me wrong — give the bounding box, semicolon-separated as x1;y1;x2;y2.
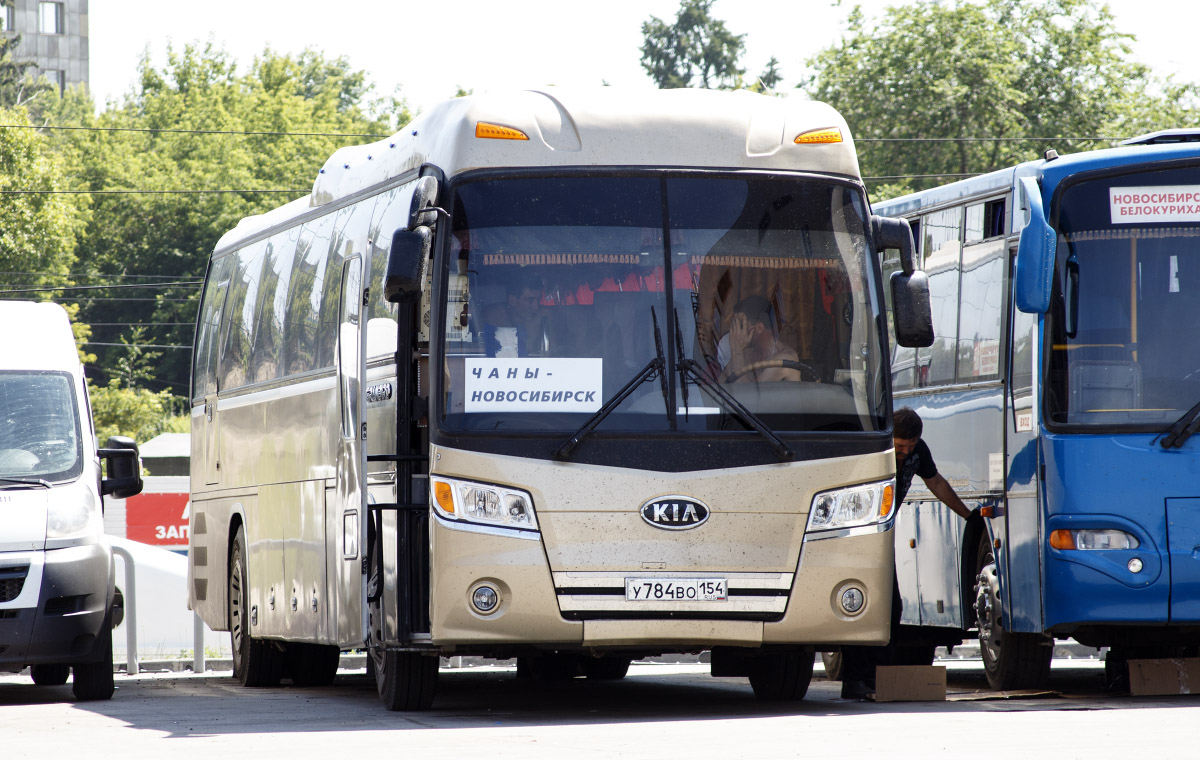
187;88;931;709
0;301;142;700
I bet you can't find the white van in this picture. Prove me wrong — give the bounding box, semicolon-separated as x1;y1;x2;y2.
0;301;142;700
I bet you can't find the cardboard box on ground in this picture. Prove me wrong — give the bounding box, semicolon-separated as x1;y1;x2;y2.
873;665;947;702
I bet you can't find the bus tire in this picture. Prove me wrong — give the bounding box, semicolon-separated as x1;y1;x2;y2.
373;648;438;711
582;655;631;680
30;664;70;686
287;643;341;687
748;647;814;701
974;532;1051;690
230;526;283;687
71;622;114;701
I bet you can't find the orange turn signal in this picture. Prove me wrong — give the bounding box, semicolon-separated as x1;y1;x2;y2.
1049;529;1075;550
434;480;456;515
880;484;895;518
794;127;843;145
475;122;529;141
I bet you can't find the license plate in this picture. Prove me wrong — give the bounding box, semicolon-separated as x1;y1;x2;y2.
625;578;727;601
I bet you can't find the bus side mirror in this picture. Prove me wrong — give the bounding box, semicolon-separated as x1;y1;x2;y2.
408;176;440;230
1015;176;1055;314
384;227;431;304
100;435;143;499
890;270;934;348
872;215;916;276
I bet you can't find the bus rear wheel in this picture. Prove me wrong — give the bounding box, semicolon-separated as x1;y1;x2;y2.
974;532;1051;690
287;642;341;687
748;647;814;701
229;526;283;687
371;646;438;711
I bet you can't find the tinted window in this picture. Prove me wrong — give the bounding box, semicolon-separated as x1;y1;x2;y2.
919;207;962;385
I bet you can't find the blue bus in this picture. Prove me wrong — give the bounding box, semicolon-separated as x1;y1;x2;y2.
872;131;1200;690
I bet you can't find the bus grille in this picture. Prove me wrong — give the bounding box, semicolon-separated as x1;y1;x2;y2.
0;565;29;603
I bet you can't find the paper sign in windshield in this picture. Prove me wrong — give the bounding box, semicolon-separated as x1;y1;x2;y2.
465;358;603;413
1110;186;1200;224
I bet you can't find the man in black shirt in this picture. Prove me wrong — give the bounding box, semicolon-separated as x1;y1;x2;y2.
839;407;970;699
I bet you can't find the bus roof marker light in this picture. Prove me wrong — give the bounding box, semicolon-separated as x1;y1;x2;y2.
476;122;529;141
794;127;843;145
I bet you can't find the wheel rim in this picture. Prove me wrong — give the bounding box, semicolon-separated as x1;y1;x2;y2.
230;545;246;671
974;560;1003;667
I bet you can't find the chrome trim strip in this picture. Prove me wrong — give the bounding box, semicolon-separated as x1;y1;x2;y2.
432;512;542;541
803;520;894;541
552;571;793;590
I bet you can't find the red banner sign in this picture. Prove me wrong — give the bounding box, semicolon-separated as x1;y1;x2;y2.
125;492;190;546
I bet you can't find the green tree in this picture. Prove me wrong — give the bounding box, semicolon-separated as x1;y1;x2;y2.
805;0;1200;198
43;43;404;399
88;378;188;445
0;105;88;293
640;0;746;89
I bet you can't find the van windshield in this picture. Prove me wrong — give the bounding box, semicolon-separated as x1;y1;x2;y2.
0;371;83;481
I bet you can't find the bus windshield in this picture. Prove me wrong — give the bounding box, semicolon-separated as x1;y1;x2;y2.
1047;164;1200;428
441;174;885;434
0;371;82;482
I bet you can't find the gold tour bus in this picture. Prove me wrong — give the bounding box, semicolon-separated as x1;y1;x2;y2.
187;87;932;710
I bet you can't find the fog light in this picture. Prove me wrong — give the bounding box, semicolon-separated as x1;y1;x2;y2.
840;587;865;614
471;584;500;614
1128;557;1144;574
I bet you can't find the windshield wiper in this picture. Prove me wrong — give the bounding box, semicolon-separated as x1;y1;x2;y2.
672;309;794;462
554;309;670;460
1156;399;1200;449
0;477;53;490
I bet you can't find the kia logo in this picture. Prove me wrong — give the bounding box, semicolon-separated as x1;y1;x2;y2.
640;496;710;530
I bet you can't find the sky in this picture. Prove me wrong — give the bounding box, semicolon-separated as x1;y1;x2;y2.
88;0;1200;118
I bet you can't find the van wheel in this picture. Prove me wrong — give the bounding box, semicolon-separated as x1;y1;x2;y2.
749;647;814;701
30;664;70;686
974;532;1051;690
230;526;283;687
72;623;114;701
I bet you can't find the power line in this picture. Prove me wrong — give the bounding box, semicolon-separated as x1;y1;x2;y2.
857;136;1125;142
84;342;191;350
0;281;201;295
1;123;389;139
0;270;198;281
0;189;307;195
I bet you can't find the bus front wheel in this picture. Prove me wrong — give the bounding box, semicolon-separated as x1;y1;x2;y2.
229;526;284;687
748;647;814;701
974;532;1051;690
371;646;438;711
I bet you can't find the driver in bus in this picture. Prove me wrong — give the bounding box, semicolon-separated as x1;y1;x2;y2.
839;406;972;700
482;271;549;357
722;295;802;382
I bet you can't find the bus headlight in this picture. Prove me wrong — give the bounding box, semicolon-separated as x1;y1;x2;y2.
431;477;538;532
1049;529;1139;551
806;480;895;533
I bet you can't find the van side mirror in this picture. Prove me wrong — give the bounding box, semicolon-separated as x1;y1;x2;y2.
100;435;143;499
890;270;934;348
872;215;917;276
1015;176;1056;313
384;227;431;304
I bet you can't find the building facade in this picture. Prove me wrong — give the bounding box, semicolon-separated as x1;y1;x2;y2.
2;0;89;94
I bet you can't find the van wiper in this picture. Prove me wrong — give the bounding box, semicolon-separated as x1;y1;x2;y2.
672;309;794;462
0;477;52;489
1156;399;1200;448
554;309;669;460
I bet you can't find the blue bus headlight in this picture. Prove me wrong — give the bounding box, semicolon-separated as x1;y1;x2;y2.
1050;529;1139;551
806;480;895;533
431;476;538;531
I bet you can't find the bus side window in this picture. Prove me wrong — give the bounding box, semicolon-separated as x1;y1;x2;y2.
284;215;332;376
193;255;231;398
248;234;297;384
218;239;268;392
918;206;963;386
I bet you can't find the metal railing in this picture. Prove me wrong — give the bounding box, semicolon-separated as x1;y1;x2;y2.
110;543;207;675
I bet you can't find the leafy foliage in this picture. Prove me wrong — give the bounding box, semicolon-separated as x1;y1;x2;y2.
805;0;1200;198
88;378;188;445
640;0;746;89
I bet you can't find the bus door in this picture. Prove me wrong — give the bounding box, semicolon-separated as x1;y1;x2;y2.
195;255;231;486
334;252;368;637
1004;246;1043;632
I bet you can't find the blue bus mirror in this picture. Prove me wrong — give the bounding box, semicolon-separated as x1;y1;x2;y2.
890;270;934;348
385;226;430;304
408;176;440;230
1015;176;1056;313
872;215;916;276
